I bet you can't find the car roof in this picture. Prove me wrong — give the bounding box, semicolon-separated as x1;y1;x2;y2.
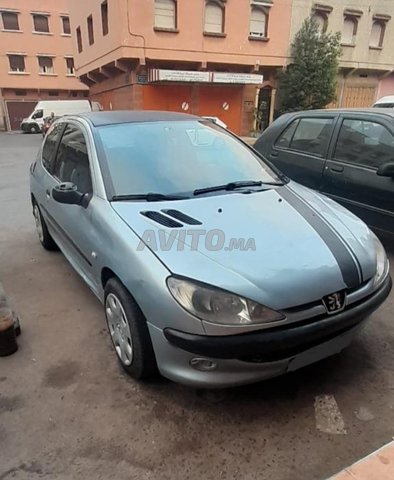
375;95;394;104
72;110;199;127
283;108;394;119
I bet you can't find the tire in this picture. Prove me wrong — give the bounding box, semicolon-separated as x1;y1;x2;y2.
104;278;158;380
29;124;39;134
33;203;57;250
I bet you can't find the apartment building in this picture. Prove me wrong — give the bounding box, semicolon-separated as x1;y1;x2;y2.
290;0;394;107
0;0;88;131
68;0;293;135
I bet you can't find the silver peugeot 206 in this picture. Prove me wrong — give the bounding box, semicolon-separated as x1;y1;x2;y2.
30;111;392;388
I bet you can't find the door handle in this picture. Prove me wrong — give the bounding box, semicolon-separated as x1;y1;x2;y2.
330;166;344;173
46;189;51;198
270;151;279;158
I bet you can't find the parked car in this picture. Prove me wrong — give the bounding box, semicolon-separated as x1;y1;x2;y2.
373;95;394;109
30;111;391;388
254;109;394;235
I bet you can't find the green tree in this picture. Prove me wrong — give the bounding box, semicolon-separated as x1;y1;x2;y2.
278;17;341;113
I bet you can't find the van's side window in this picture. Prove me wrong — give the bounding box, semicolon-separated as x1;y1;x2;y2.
334;119;394;169
42;124;63;173
289;118;333;156
275;120;299;149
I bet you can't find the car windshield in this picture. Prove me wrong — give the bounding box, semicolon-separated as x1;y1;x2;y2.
97;120;281;197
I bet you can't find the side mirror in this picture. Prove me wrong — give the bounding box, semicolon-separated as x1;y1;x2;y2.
52;183;85;206
377;162;394;178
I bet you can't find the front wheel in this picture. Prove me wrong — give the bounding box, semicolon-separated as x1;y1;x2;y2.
29;124;39;134
33;203;57;250
104;278;158;380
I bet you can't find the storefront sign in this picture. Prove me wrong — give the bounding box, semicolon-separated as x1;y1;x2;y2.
212;73;264;84
148;69;264;85
149;69;210;83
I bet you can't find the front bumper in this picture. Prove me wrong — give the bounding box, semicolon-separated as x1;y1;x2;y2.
150;275;391;388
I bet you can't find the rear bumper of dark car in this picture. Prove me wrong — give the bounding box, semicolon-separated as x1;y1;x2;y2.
164;275;392;361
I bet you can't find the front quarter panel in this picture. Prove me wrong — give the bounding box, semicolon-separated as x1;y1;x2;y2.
91;200;206;335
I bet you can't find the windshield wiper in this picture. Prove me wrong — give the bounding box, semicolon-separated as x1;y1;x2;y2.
111;193;190;202
193;180;284;196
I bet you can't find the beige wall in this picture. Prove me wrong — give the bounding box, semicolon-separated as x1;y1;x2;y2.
290;0;394;71
69;0;293;76
0;0;88;91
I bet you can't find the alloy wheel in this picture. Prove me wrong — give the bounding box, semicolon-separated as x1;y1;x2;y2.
105;293;133;366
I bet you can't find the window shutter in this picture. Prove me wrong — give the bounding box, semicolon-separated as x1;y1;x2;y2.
205;3;223;33
250;8;266;37
312;13;325;34
9;55;25;72
33;14;49;33
62;16;70;34
2;12;19;30
66;58;74;74
342;18;355;44
370;21;383;47
38;56;53;73
155;0;176;29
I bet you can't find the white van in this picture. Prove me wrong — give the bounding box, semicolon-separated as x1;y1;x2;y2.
20;100;95;133
373;95;394;109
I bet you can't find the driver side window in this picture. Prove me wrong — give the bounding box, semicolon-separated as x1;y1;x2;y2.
33;109;43;119
53;124;93;194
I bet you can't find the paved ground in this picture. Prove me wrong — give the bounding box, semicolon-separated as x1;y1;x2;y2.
1;132;394;480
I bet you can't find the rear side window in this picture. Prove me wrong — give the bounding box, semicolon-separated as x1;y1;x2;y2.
54;124;92;194
290;118;333;156
275;118;333;156
42;123;63;172
275;120;299;148
334;118;394;169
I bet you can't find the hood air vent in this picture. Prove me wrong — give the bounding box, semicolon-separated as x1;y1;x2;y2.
162;209;202;225
141;211;183;228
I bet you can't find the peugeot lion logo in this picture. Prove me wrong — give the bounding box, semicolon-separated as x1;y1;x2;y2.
323;291;346;314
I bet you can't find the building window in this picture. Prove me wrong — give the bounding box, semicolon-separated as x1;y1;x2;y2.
15;90;27;96
154;0;177;30
1;11;20;31
312;13;327;34
370;19;387;48
66;57;75;75
48;91;59;97
62;16;70;35
87;15;94;45
76;27;83;52
38;56;54;74
101;1;108;35
342;16;358;45
33;14;50;33
204;1;225;35
8;54;25;73
250;7;268;38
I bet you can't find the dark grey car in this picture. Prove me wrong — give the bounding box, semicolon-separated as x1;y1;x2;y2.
254;109;394;234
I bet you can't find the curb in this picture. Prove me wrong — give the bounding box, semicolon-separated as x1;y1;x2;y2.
328;441;394;479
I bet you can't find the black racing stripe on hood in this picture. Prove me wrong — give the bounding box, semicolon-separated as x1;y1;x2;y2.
279;187;361;289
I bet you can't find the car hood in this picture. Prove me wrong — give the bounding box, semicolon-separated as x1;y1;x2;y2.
111;182;377;310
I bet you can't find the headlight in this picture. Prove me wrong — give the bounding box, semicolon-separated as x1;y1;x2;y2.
373;235;389;288
167;276;285;326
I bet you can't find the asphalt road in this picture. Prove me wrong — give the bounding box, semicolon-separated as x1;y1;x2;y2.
1;132;394;480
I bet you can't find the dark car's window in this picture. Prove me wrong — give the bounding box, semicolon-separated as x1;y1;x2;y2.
334;119;394;169
53;124;92;194
289;118;333;156
97;120;281;197
275;119;299;149
374;103;394;108
42;123;63;172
